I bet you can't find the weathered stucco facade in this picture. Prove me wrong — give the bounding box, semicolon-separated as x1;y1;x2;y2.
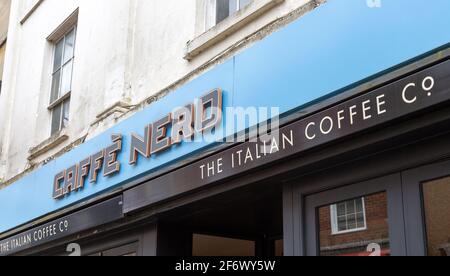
0;0;11;90
0;0;319;184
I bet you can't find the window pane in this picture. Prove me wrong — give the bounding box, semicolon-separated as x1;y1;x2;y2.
61;60;73;94
239;0;252;9
337;216;347;232
347;214;357;229
51;104;62;135
347;200;356;214
356;213;366;228
62;100;70;129
53;39;64;72
216;0;230;24
336;203;346;216
319;192;390;256
50;70;61;103
64;29;75;63
423;177;450;256
356;198;364;213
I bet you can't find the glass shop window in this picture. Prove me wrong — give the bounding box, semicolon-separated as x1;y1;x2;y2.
318;193;391;256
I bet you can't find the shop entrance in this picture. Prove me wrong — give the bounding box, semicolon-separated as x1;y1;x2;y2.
157;181;284;257
304;174;406;256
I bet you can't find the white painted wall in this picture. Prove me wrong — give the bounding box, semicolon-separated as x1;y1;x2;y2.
0;0;315;183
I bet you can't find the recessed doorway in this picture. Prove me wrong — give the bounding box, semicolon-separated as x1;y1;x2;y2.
158;180;284;257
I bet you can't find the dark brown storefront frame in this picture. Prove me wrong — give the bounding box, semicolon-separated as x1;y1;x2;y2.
402;159;450;256
283;114;450;256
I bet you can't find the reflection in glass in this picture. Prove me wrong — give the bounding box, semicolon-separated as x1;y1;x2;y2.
319;192;390;256
49;27;75;136
62;100;70;129
216;0;230;24
331;198;366;234
64;29;75;63
53;39;64;71
61;60;73;94
50;69;61;103
51;104;62;135
423;177;450;256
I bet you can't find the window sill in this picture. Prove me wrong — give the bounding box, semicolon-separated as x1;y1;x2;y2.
331;227;368;236
184;0;284;60
28;131;69;161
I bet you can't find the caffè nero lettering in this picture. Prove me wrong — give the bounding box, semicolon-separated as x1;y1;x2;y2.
53;89;223;200
53;134;123;199
54;60;450;202
129;89;222;165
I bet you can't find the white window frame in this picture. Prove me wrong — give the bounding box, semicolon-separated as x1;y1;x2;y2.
330;197;368;235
